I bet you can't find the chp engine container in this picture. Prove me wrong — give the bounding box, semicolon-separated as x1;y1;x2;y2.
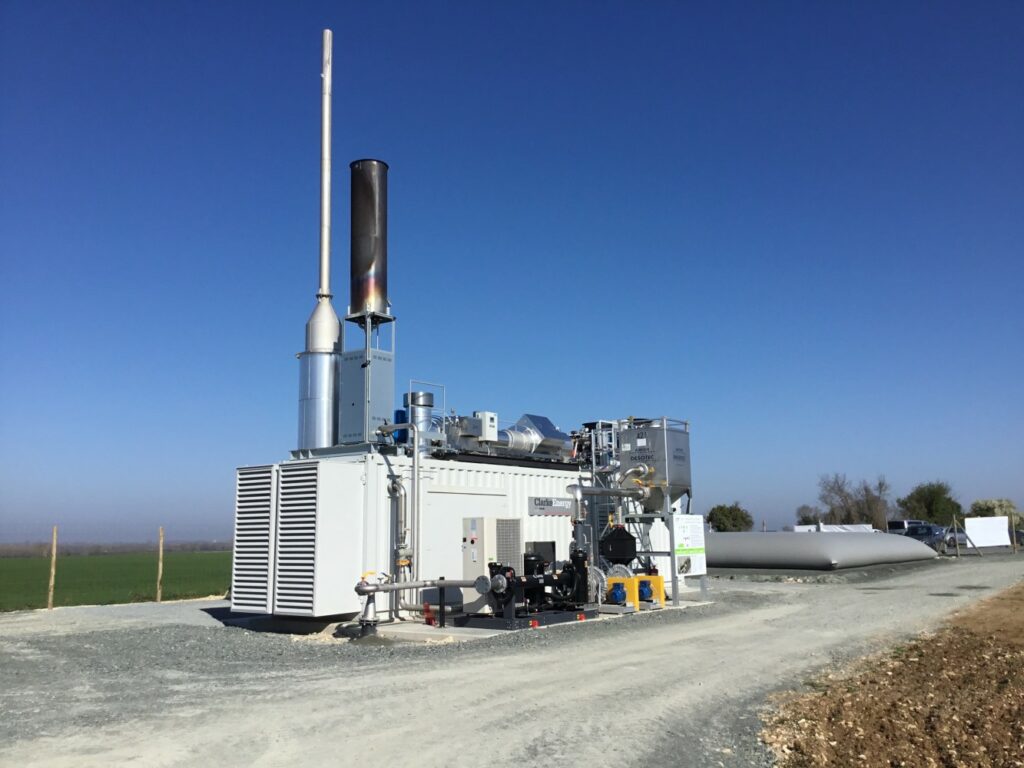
230;454;672;618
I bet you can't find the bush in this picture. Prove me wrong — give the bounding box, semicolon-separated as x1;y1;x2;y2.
897;481;962;524
970;499;1021;526
708;502;754;532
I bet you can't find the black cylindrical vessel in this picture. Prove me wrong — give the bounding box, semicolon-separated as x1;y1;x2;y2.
349;159;389;317
523;553;546;577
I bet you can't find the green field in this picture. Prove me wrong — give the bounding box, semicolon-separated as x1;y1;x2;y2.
0;551;232;612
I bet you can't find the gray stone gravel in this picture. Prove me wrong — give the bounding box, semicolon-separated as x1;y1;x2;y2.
1;596;756;742
2;555;1022;768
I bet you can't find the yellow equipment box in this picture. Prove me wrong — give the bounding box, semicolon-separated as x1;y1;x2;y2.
635;574;665;605
606;574;666;610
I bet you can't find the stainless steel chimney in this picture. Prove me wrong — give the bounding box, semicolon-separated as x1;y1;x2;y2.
297;29;341;450
349;159;389;318
337;158;395;444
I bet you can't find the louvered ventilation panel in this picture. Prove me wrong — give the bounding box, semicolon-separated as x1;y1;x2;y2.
274;462;318;615
231;466;276;613
495;518;522;568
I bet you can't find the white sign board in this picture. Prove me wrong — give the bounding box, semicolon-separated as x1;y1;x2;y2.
964;516;1011;548
527;497;573;516
671;514;706;576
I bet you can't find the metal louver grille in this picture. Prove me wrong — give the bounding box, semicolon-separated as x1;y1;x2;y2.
274;462;318;615
495;518;522;568
231;466;276;613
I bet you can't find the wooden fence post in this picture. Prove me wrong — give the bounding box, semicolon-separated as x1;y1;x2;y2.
47;525;57;610
156;527;164;602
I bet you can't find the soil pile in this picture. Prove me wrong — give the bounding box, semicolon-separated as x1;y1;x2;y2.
763;581;1024;767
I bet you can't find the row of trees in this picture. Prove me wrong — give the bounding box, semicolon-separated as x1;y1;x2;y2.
704;477;1020;532
707;475;896;532
795;476;1020;527
795;474;893;529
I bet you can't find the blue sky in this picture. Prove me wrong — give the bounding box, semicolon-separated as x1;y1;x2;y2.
1;2;1022;542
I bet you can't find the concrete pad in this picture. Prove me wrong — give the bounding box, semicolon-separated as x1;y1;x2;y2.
367;600;714;641
598;604;636;615
372;622;504;643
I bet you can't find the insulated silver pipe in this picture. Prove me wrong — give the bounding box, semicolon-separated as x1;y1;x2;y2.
567;483;650;525
498;428;539;453
355;578;476;595
497;428;572;457
356;580;470;626
318;29;333;298
618;464;649;484
567;484;650;501
613;464;649;525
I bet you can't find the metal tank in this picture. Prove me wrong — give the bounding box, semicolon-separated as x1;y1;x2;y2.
404;391;434;439
618;418;691;512
349;159;389;318
297;29;341;450
298;351;338;448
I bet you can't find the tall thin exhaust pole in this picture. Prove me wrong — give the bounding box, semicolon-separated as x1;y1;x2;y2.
297;29;341;450
318;29;332;300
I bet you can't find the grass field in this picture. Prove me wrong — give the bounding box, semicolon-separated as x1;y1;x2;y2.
0;551;231;612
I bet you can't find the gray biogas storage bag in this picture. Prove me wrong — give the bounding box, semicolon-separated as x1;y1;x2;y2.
706;532;936;570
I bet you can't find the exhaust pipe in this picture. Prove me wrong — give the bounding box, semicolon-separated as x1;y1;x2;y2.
297;29;341;450
349;159;389;318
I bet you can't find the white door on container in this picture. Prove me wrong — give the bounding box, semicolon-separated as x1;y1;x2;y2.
421;491;509;581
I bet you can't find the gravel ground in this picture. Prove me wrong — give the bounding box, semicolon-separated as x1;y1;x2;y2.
1;555;1022;767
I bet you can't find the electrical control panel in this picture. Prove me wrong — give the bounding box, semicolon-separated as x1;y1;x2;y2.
473;411;499;442
460;516;522;613
461;517;491;613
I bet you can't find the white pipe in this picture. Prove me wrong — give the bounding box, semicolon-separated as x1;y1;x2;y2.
318;29;333;298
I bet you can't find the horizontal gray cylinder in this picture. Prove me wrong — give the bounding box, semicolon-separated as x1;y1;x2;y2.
706;532;937;570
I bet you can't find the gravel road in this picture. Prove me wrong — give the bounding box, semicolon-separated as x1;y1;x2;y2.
1;555;1022;768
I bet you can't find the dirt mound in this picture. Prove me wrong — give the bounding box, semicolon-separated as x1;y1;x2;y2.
762;582;1024;767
